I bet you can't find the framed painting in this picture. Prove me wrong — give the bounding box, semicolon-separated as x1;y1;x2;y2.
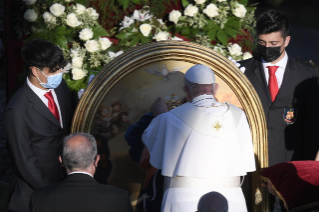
71;41;269;211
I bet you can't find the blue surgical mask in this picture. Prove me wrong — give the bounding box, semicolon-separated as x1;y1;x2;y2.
37;69;63;89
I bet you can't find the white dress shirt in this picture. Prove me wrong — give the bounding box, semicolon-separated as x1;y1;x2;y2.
262;51;288;89
69;171;93;178
27;78;63;128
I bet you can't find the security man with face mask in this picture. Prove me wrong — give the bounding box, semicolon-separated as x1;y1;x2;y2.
3;39;76;212
238;10;319;212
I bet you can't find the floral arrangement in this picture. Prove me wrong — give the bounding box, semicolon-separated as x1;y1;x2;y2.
21;0;115;93
18;0;257;95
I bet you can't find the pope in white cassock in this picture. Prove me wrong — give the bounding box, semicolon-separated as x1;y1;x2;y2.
142;64;256;212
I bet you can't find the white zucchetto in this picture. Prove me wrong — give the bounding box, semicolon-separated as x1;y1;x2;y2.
185;64;215;84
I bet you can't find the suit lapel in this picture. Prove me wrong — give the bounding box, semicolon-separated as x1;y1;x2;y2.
23;82;61;128
273;57;295;105
252;59;272;103
54;86;67;129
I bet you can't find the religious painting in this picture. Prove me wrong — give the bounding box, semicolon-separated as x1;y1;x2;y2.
71;41;269;212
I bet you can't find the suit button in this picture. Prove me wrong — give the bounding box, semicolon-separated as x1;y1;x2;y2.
270;107;274;111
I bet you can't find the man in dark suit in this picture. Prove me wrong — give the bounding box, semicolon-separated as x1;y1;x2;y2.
238;10;319;211
30;132;133;212
3;39;76;212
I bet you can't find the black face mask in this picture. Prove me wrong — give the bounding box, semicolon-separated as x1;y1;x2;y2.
257;41;285;62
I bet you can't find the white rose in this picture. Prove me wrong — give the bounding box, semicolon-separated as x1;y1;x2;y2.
24;9;38;22
74;4;86;15
71;48;80;57
203;4;219;18
85;40;100;53
184;4;198;17
72;68;88;80
232;3;247;18
99;37;112;50
72;57;83;68
169;10;181;24
217;0;226;2
79;28;93;41
86;8;99;20
139;24;152;37
243;52;253;60
228;43;243;56
171;36;183;41
43;12;56;24
22;0;36;5
194;0;206;4
50;3;65;17
153;31;169;41
66;13;82;28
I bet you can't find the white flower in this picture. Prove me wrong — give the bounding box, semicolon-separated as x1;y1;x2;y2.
86;8;99;20
63;63;72;73
74;4;86;15
217;0;226;2
184;4;198;17
65;0;73;2
194;0;206;4
79;28;93;41
243;52;253;60
213;46;224;55
50;3;65;17
72;68;88;80
24;9;38;22
203;4;219;18
99;37;112;50
66;13;82;27
71;48;80;57
228;43;243;56
132;10;153;21
153;31;169;41
157;19;165;25
43;12;56;24
72;57;84;68
170;36;183;41
139;24;152;37
119;16;134;31
85;40;100;53
108;51;124;58
232;3;247;18
22;0;36;5
169;10;181;24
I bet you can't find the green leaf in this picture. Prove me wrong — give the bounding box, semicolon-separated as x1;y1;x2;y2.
54;35;68;49
92;25;110;39
224;26;238;38
24;32;48;42
191;28;199;36
216;29;228;45
208;28;217;41
238;0;248;6
131;0;141;4
116;32;135;39
140;36;152;44
226;20;240;30
118;0;130;9
130;36;140;47
181;0;189;7
181;26;191;36
73;0;90;6
67;77;87;93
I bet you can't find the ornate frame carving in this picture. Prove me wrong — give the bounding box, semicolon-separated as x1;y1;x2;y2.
71;41;269;211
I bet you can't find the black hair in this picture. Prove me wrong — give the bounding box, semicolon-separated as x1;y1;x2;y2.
21;38;68;74
256;10;290;38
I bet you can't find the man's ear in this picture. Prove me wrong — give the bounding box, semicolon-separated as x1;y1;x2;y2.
30;67;40;77
284;36;291;48
59;156;64;167
183;86;191;102
94;155;100;167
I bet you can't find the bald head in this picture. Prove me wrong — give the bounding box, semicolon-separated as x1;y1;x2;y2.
62;133;97;172
197;192;228;212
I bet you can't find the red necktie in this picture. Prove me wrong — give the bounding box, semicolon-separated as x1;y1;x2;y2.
267;66;279;102
44;90;60;121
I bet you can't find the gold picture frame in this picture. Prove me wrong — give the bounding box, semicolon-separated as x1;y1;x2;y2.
71;41;269;211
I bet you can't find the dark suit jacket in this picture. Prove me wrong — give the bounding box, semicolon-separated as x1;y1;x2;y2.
239;57;319;166
30;173;134;212
3;79;75;212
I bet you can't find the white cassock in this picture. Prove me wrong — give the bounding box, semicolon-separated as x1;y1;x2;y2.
142;95;256;212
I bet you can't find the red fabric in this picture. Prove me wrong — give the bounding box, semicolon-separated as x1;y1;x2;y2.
44;91;60;121
260;161;319;210
267;66;279;102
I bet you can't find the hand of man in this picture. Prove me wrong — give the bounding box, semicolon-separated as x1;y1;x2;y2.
262;180;276;196
151;97;168;117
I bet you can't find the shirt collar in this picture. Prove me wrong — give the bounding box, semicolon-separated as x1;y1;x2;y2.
27;78;51;96
192;94;216;105
261;51;288;70
69;171;93;178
